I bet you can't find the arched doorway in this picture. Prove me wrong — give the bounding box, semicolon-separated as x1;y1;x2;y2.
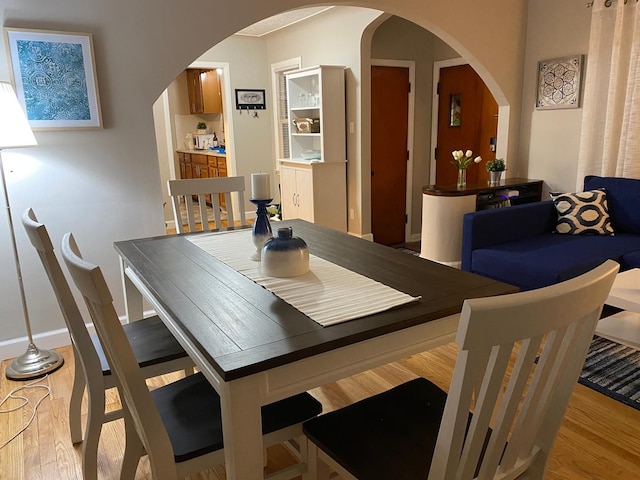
152;5;512;241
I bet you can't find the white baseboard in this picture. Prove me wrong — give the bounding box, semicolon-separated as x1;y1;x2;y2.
349;231;374;242
0;311;155;362
0;327;75;362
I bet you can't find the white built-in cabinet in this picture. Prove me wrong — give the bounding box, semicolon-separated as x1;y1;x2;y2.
280;65;347;232
280;161;347;232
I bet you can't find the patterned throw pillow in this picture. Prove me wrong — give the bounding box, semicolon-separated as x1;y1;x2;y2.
550;189;615;235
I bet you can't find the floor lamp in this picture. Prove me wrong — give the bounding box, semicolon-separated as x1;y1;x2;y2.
0;81;64;380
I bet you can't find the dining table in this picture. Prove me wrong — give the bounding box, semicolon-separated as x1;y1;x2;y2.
114;219;516;479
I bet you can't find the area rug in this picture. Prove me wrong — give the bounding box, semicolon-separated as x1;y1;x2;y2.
579;335;640;411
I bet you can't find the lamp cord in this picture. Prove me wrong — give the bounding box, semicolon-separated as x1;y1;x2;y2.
0;375;51;449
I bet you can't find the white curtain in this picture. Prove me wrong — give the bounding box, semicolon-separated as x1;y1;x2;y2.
577;0;640;188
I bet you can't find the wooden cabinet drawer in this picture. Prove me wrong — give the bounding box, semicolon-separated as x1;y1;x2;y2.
191;154;207;165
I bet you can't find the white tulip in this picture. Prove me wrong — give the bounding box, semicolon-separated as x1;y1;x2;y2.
465;150;473;158
474;156;482;163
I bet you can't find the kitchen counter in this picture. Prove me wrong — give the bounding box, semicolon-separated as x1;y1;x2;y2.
177;149;226;158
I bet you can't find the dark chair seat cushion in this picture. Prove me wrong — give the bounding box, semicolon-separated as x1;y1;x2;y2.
92;315;188;375
471;233;640;291
303;378;448;480
152;372;322;463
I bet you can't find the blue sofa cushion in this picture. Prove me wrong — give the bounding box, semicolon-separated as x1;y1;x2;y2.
584;176;640;233
471;233;640;291
621;250;640;269
549;189;614;235
461;201;558;270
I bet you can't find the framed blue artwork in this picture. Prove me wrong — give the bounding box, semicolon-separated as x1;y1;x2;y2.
4;28;102;130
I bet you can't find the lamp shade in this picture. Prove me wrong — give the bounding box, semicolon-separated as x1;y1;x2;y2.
0;82;37;148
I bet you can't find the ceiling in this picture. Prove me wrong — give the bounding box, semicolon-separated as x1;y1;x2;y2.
235;7;333;37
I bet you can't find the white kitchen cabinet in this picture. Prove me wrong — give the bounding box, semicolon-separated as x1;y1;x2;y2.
279;161;347;232
285;65;345;163
281;65;347;232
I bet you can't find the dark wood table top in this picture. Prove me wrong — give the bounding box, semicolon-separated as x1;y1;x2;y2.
114;220;517;381
422;177;543;196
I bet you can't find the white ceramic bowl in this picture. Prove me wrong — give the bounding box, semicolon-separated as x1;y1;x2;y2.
261;227;310;277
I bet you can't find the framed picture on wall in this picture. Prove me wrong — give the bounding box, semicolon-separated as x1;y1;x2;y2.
235;89;266;110
535;55;583;110
4;27;103;130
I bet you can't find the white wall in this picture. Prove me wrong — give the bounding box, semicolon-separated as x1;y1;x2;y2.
520;0;592;194
0;0;539;357
196;36;275;201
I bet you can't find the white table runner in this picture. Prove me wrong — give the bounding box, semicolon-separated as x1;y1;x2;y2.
187;230;420;326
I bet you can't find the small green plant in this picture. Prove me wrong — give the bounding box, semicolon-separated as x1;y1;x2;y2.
486;158;505;172
197;122;207;130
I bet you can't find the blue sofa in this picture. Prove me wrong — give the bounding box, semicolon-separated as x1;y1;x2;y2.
461;176;640;290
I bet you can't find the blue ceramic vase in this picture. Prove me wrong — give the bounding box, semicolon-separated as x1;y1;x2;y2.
250;199;273;252
261;227;309;277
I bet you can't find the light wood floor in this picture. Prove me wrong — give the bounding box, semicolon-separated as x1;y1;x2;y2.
2;340;640;479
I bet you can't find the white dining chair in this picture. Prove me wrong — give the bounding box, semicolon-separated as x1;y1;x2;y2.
22;208;195;480
61;231;323;480
303;260;619;480
168;176;247;233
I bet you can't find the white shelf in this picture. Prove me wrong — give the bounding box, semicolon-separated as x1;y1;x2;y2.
285;65;345;163
281;66;347;232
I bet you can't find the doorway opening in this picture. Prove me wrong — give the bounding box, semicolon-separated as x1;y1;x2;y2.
430;58;508;186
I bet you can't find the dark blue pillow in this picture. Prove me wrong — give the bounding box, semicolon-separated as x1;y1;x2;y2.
584;176;640;233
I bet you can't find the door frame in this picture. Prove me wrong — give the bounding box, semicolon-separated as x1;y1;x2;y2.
370;59;416;243
157;61;242;226
188;61;236;178
431;58;510;183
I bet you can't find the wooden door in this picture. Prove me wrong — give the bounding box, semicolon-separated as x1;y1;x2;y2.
436;65;498;186
371;66;409;246
202;70;223;114
186;69;204;114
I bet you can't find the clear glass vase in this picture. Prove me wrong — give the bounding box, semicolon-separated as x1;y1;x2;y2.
457;168;467;188
489;170;503;186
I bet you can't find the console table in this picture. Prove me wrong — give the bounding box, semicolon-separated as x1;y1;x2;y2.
420;178;543;267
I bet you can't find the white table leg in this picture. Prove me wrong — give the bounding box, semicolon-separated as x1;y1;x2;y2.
220;376;264;479
120;259;143;322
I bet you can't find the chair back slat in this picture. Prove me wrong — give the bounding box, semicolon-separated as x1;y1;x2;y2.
477;336;542;479
21;208;103;383
458;344;512;479
61;233;177;478
429;260;619;480
167;177;247;234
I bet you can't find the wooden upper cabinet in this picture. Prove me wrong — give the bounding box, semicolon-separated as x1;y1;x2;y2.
186;69;222;114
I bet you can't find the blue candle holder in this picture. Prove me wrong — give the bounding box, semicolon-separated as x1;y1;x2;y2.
250;198;273;253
